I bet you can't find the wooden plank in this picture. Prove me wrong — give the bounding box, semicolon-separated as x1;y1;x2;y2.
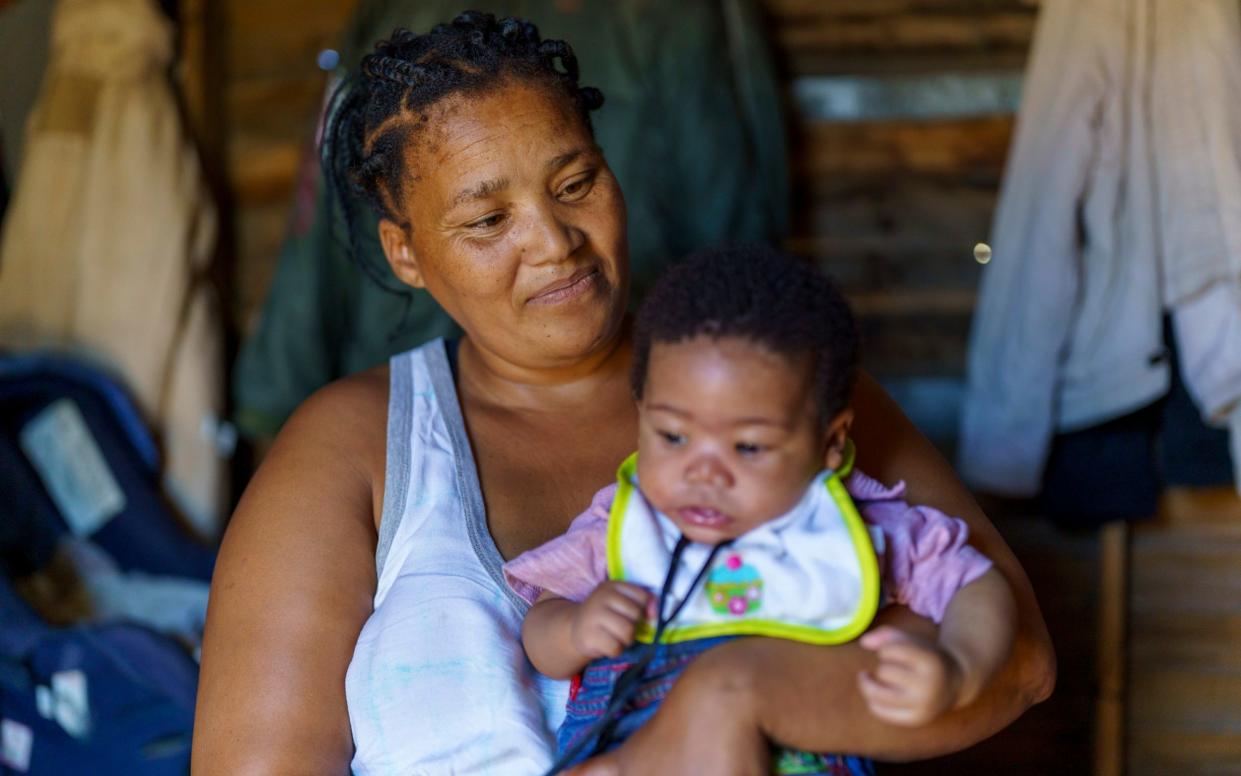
773;12;1035;53
228;139;304;204
1157;487;1241;525
780;50;1031;78
1129;671;1241;731
794;236;986;298
794;116;1014;179
224;0;357;81
1130;560;1241;614
1094;521;1128;776
1128;730;1241;776
792;71;1023;122
788;176;996;295
849;289;975;315
855;311;972;377
796;176;998;237
761;0;1037;75
234;201;292;330
765;0;1036;14
1129;611;1241;671
1126;511;1241;774
226;75;329;139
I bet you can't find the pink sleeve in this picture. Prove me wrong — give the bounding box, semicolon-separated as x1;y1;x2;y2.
864;499;993;624
501;484;615;606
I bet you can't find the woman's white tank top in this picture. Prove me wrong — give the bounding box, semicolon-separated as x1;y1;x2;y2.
346;340;567;775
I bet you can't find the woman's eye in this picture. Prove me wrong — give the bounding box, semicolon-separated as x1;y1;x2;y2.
658;430;686;446
467;213;505;230
735;442;764;457
558;172;595;200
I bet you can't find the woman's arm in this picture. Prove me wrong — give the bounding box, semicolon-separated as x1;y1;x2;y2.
192;372;387;775
748;372;1054;757
573;372;1055;773
857;568;1017;726
848;370;1056;714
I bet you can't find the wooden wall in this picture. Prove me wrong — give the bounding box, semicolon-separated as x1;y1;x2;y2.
765;0;1032;377
210;0;1034;379
214;0;355;330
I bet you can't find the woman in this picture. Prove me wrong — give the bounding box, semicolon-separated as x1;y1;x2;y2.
193;13;1054;775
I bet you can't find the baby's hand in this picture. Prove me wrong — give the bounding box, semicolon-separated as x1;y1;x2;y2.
856;625;965;727
570;581;652;661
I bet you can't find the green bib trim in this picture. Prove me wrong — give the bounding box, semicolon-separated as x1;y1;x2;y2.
606;442;880;646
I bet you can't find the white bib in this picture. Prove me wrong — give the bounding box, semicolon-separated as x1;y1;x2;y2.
606;449;880;645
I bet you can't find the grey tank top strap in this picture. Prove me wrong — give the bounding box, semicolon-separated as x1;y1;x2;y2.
347;338;563;774
375;339;525;610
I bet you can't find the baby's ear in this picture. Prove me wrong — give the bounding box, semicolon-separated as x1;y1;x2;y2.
822;408;854;472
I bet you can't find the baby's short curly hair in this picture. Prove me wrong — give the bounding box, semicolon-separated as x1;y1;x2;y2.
632;243;860;424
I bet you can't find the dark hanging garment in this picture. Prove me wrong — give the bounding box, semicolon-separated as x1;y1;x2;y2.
0;0;227;537
1041;322;1235;528
960;0;1241;500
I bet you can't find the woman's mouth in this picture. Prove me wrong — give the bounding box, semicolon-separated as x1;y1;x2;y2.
528;267;599;305
677;506;732;529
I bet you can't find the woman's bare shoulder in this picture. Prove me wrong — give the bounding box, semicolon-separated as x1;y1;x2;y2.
282;363;390;456
192;364;391;774
271;362;391;529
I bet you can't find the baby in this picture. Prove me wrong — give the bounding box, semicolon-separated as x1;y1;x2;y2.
504;244;1016;774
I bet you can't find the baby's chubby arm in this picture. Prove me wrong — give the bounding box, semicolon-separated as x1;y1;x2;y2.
522;582;654;679
858;568;1016;726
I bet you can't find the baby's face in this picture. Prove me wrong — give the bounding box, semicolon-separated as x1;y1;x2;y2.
636;335;844;544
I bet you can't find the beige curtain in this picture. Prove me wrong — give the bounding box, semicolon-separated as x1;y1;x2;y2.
0;0;225;537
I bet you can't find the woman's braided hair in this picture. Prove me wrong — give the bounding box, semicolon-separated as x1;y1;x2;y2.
321;11;605;297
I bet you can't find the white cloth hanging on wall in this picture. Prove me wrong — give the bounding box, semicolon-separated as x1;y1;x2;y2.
0;0;226;536
960;0;1241;497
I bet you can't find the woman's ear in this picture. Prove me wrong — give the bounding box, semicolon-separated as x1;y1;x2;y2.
822;408;855;472
378;218;426;288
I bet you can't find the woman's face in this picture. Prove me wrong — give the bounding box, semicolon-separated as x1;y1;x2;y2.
378;79;629;369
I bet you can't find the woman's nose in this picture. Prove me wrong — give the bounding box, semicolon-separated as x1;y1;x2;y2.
522;201;584;266
685;454;734;489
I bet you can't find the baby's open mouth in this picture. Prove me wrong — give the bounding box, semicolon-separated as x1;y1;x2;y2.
677;506;731;528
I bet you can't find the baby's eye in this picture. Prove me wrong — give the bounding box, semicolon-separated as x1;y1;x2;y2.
735;442;764;457
658;430;686;446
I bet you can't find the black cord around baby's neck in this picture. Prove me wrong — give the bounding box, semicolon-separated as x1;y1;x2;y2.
542;535;733;775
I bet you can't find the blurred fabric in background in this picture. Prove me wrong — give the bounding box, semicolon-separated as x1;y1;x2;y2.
0;0;227;539
961;0;1241;513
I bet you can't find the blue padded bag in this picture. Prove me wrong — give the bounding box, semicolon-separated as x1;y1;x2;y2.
0;355;214;580
0;573;195;775
0;354;211;774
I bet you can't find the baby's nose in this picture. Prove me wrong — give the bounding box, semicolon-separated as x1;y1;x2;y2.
685;454;734;488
